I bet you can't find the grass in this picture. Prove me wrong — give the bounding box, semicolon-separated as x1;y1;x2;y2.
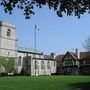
0;76;90;90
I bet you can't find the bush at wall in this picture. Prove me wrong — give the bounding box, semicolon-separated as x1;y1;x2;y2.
0;56;15;72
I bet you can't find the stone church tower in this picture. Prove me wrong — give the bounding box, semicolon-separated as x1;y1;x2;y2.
0;21;17;57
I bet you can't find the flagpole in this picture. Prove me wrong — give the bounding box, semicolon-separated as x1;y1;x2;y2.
34;24;39;76
34;25;36;76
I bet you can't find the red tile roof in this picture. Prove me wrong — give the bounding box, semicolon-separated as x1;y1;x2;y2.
69;52;77;59
55;54;64;61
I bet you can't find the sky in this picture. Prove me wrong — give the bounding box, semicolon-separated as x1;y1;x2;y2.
0;5;90;55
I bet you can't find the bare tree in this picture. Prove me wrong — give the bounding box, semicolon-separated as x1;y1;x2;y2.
84;36;90;51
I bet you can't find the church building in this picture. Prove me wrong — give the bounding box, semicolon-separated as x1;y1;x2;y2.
0;21;56;76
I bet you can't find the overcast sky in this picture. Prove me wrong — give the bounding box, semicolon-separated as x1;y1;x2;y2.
0;5;90;54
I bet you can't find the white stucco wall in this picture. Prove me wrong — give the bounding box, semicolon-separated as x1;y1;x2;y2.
16;51;57;76
30;59;56;76
0;21;17;57
0;21;57;76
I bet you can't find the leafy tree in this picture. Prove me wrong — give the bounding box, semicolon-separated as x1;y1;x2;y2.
84;36;90;51
0;0;90;19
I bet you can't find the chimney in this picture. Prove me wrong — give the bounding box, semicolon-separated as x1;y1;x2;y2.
51;53;56;59
75;49;80;59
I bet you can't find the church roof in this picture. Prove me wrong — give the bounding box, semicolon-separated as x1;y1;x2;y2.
17;47;43;55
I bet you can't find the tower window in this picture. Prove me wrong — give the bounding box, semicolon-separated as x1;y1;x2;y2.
7;29;11;37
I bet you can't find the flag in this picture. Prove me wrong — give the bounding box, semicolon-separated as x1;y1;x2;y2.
35;24;40;31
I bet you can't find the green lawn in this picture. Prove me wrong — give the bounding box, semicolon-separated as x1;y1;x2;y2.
0;76;90;90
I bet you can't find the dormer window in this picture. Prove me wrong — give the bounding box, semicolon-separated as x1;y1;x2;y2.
7;29;11;37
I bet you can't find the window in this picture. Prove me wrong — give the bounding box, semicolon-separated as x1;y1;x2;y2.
47;61;50;69
39;55;41;58
7;29;11;37
8;52;10;56
64;60;73;66
18;56;21;66
33;54;36;58
35;60;38;69
41;61;45;69
54;61;56;67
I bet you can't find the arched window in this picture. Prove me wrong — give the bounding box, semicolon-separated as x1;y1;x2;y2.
35;60;38;69
41;61;45;69
7;29;11;37
54;61;56;67
47;61;50;69
18;56;21;66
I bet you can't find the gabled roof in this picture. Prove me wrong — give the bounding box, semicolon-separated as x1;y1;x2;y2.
55;51;90;61
62;52;77;60
69;52;78;60
55;52;77;61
